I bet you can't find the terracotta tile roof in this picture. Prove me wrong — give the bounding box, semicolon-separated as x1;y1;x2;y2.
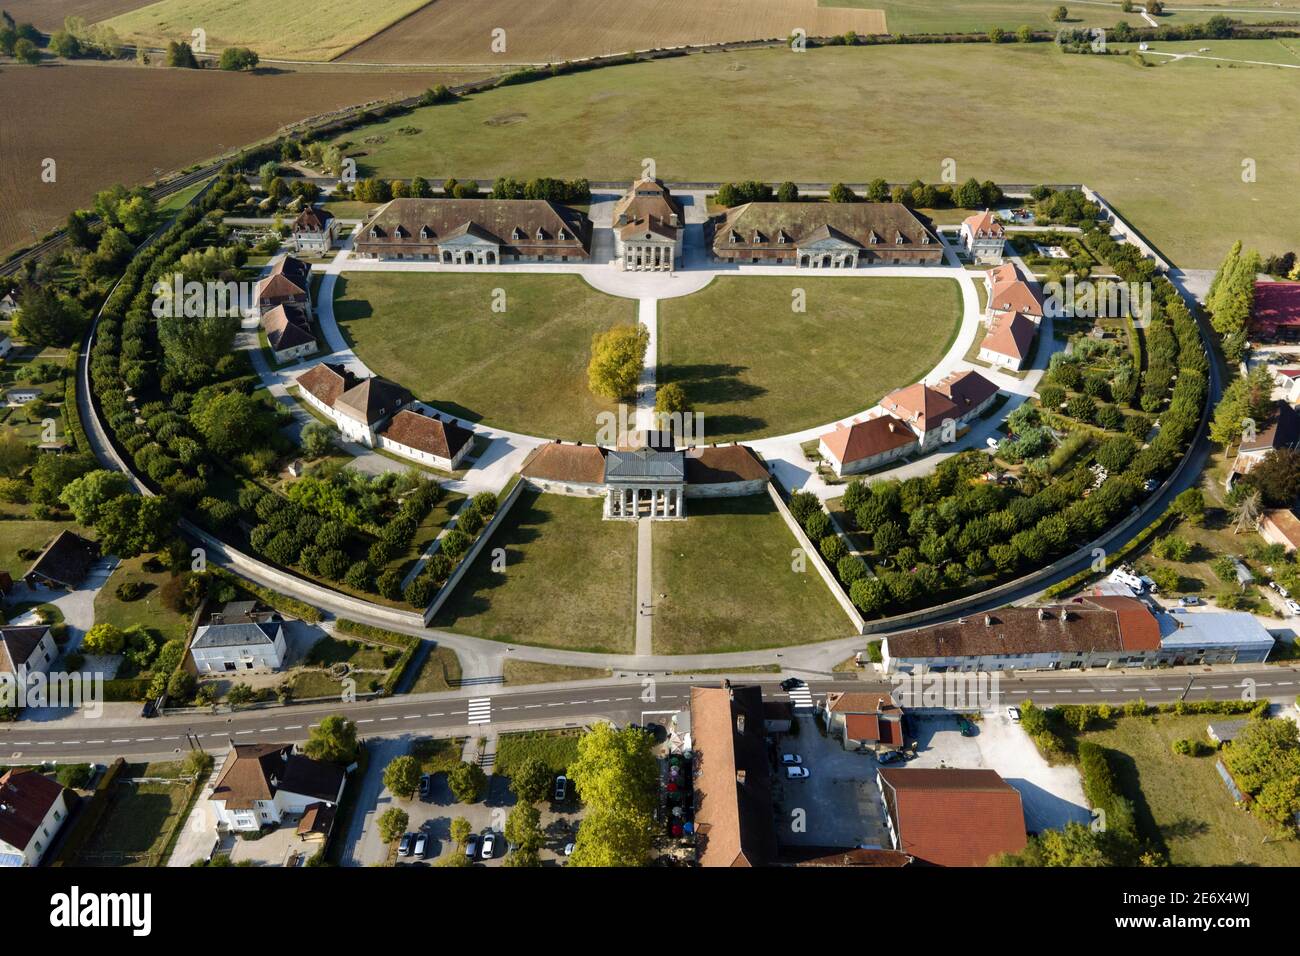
1251;280;1300;334
1262;508;1300;549
845;714;881;740
684;445;769;484
296;363;358;409
881;383;958;434
334;377;411;425
378;408;472;459
982;312;1038;362
262;303;314;352
212;744;344;811
613;178;682;239
935;369;999;415
962;209;1004;238
0;769;65;854
713;202;937;258
521;442;607;484
819;414;915;466
781;845;912;867
358;198;591;256
987;262;1042;317
296;801;336;837
690;684;778;867
878;768;1026;866
885;597;1160;659
826;691;900;715
292;206;334;233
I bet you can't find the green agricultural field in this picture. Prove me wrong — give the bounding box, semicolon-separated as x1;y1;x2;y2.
104;0;433;60
659;276;962;441
1080;714;1300;866
339;42;1300;268
333;272;634;441
432;490;637;653
826;0;1299;33
652;495;853;654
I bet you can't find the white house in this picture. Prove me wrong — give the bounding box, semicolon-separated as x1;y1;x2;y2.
5;387;40;407
375;407;474;471
0;335;12;359
210;743;346;832
189;604;286;674
261;303;318;364
959;210;1005;264
0;291;19;318
985;262;1043;320
612;178;684;272
978;312;1038;371
0;626;58;709
0;769;70;867
295;363;412;448
290;206;338;255
819;414;918;477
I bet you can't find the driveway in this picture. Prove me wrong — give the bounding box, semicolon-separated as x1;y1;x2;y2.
773;715;891;850
908;713;1090;833
337;736;409;866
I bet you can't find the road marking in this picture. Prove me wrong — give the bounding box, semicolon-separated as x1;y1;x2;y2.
524;704;542;709
137;737;156;742
356;719;374;724
234;730;251;735
615;697;633;701
592;698;610;703
467;697;492;724
501;706;518;711
285;725;302;730
402;715;419;720
62;741;80;745
786;685;815;710
260;728;278;733
425;713;443;717
86;740;104;744
1076;689;1095;694
379;717;398;722
111;739;130;743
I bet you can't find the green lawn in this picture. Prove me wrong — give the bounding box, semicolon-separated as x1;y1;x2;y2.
501;660;613;685
74;780;192;867
94;556;195;646
338;41;1300;268
0;519;66;579
659;276;962;441
652;495;854;654
406;645;463;693
432;490;636;653
1080;714;1300;867
495;729;582;777
334;272;634;441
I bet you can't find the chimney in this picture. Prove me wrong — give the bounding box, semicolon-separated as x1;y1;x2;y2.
984;615;993;627
736;769;747;785
1059;609;1069;623
736;714;746;734
1037;608;1049;621
211;613;224;626
670;213;679;227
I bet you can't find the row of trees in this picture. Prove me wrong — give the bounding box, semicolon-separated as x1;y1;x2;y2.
715;177;1003;211
1206;240;1262;362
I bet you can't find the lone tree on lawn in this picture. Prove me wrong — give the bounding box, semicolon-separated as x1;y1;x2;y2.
218;46;259;71
383;755;422;800
1051;5;1069;21
303;715;358;763
587;323;648;401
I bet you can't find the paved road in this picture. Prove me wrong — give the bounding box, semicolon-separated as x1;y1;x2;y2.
3;666;1294;762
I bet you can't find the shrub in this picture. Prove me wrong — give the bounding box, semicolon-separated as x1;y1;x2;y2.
114;580;147;602
788;491;820;525
819;534;847;564
804;510;830;541
837;556;867;585
404;576;437;608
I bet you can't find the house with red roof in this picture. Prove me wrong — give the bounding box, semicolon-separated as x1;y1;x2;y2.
818;414;917;477
876;768;1027;866
985;262;1043;321
959;209;1005;264
881;382;960;450
1250;280;1300;341
823;691;905;753
979;311;1039;371
0;769;70;867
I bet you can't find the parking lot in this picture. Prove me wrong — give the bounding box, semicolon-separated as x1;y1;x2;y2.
907;712;1091;833
772;716;891;851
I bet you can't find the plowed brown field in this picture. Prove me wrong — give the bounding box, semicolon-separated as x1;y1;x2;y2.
0;61;487;257
340;0;886;64
2;0;150;31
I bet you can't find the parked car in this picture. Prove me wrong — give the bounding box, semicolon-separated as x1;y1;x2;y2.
398;833;413;857
785;766;810;779
140;698;158;719
876;750;905;765
564;842;576;857
480;831;496;859
644;722;665;739
1007;706;1021;722
418;774;431;798
780;677;804;691
1179;595;1201;606
413;832;428;858
554;774;568;801
959;718;975;736
1286;599;1300;617
1280;584;1292;599
464;834;479;859
780;754;802;765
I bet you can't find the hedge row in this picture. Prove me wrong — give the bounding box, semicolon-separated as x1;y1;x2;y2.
1042;502;1177;598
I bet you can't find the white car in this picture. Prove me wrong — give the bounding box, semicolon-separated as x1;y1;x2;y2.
564;842;576;856
1007;706;1021;722
1286;600;1300;617
785;766;810;779
480;831;496;859
780;754;802;766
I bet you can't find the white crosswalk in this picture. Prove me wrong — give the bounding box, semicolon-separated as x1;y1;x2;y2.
467;698;493;725
786;686;814;710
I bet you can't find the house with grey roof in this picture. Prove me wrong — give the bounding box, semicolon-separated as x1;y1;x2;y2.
190;606;287;674
604;446;686;520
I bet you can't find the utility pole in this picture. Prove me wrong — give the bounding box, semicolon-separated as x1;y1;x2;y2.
1179;674;1195;702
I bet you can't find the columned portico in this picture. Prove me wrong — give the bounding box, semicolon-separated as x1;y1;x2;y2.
602;445;687;521
604;483;686;520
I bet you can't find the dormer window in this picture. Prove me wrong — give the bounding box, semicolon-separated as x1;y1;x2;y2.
419;226;432;240
895;232;905;245
369;227;383;239
394;225;409;240
536;227;547;241
752;231;765;244
729;230;741;244
921;232;931;244
558;227;570;241
512;226;525;241
777;230;790;244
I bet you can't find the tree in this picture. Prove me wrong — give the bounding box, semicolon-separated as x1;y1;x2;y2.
503;800;543;856
383;755;422;800
447;761;487;803
1051;5;1069;21
587;324;648;401
988;26;1005;42
218;47;259;71
1017;24;1034;42
83;623;127;655
449;817;472;847
509;756;552;804
377;807;409;843
303;715;358;763
94;495;174;558
0;431;33;478
59;469;130;525
567;724;658;867
1172;487;1205;524
1231;487;1262;534
48;29;82;58
13;37;39;64
301;421;334;458
654;381;691;417
776;181;799;203
166;41;198;68
1244;448;1300;507
189;390;277;456
828;182;857;204
14;283;88;347
850;577;887;614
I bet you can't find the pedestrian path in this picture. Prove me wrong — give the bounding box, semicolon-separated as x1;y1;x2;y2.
786;684;815;711
635;517;653;656
466;697;493;725
635;297;658;433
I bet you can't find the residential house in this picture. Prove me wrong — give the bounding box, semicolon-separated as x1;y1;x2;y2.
5;387;40;407
0;290;19;318
881;383;960;450
375;407;474;472
613;178;683;272
23;530;99;590
689;683;778;867
710;202;942;268
290;206;338;255
978;311;1039;371
354;198;592;264
210;743;346;832
0;335;12;359
0;769;70;867
189;604;287;674
261;302;318;363
254;255;312;318
0;626;58;709
295;364;412;448
1259;508;1300;552
934;369;1000;419
1156;610;1275;665
822;691;904;753
959;210;1005;264
1250;280;1300;341
876;767;1027;866
818;414;917;477
520;441;608;497
1228;400;1300;485
985;262;1043;320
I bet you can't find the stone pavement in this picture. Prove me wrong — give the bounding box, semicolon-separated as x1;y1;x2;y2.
635;517;653;655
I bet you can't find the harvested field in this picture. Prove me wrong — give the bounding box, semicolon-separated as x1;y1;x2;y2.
341;0;887;64
105;0;433;61
2;0;151;30
0;61;487;258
